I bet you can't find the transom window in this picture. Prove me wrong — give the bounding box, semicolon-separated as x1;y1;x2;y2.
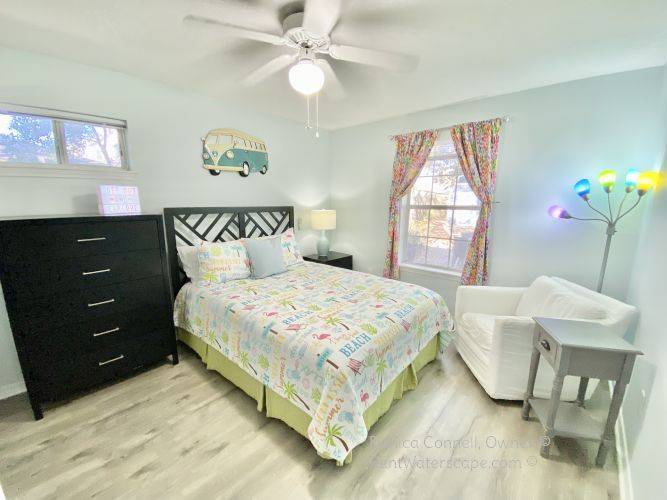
401;133;480;273
0;107;128;169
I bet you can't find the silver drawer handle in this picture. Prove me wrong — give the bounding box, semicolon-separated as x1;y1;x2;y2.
540;339;551;351
98;354;124;366
82;268;111;276
93;327;120;337
77;237;107;243
88;298;115;308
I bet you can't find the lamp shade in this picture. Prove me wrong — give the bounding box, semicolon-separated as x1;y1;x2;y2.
598;169;617;193
625;169;640;192
548;205;571;219
289;60;325;95
637;171;658;195
311;209;336;230
573;179;591;199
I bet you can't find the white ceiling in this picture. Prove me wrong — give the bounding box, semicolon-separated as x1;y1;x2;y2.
1;0;666;129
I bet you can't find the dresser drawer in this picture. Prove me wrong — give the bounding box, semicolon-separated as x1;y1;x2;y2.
38;329;173;400
19;276;168;329
1;219;160;264
7;249;164;298
30;305;171;357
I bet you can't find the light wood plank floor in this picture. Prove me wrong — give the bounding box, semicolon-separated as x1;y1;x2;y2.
0;345;619;499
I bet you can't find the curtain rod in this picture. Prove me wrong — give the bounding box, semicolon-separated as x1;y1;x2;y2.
388;115;510;139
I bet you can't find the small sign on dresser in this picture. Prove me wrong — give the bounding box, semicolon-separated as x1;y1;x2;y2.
97;185;141;215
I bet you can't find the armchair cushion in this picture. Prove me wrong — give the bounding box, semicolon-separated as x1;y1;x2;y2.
515;276;606;320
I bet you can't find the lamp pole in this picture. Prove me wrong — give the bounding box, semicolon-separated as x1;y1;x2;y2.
596;222;616;293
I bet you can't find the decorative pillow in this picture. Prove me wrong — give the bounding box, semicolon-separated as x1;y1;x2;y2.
177;245;199;281
197;241;250;286
515;276;560;316
516;276;606;320
540;291;606;320
280;227;303;267
244;236;287;279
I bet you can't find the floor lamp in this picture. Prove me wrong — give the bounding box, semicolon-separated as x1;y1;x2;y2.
548;169;657;292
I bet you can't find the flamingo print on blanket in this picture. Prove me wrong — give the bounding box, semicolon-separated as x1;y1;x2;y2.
174;261;451;462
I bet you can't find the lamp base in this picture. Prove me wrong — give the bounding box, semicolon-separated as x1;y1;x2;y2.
317;231;330;257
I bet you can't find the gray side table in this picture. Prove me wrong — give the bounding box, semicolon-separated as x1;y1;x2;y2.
521;317;642;467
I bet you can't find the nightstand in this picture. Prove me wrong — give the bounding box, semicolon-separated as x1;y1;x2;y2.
303;251;353;270
521;317;642;467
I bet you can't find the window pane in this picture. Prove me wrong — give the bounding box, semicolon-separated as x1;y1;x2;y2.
452;210;479;240
63;121;122;167
426;238;451;267
450;240;471;271
0;113;57;164
431;176;456;205
455;175;480;206
428;209;452;238
410;176;432;205
430;158;458;176
420;161;433;176
408;208;429;237
431;141;457;156
405;236;427;264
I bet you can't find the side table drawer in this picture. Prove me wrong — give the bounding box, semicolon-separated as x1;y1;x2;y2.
536;327;559;367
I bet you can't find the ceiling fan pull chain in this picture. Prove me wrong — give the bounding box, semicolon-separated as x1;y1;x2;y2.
315;93;320;138
306;94;311;130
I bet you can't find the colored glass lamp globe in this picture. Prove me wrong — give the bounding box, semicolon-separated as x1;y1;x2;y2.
598;169;617;193
548;168;657;292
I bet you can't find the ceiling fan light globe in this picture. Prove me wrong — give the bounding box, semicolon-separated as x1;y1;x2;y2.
288;60;325;95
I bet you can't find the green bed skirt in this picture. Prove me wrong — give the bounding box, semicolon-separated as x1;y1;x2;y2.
177;328;438;463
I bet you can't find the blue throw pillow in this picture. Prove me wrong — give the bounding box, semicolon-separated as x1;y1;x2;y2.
244;236;287;279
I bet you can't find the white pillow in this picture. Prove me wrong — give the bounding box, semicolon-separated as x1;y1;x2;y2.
516;276;606;320
540;291;606;320
177;245;199;281
515;276;561;316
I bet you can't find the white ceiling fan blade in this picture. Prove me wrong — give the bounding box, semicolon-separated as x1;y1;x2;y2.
242;54;296;86
303;0;341;36
183;15;285;46
315;59;345;99
328;44;418;72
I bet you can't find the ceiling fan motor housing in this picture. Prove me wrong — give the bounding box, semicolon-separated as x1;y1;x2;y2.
282;11;330;52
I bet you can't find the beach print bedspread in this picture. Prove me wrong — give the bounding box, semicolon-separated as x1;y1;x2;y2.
174;262;451;462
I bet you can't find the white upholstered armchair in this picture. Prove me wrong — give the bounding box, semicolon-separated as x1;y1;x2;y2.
455;276;637;401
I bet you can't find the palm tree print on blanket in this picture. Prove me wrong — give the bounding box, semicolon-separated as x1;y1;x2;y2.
174;261;451;462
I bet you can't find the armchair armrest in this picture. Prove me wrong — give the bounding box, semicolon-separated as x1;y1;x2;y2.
488;316;539;397
455;285;526;325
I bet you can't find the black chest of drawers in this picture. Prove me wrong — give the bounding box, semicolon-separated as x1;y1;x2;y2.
0;215;178;420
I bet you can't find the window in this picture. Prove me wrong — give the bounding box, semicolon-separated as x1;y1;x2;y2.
401;133;480;273
0;106;128;171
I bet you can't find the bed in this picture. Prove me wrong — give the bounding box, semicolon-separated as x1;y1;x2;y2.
164;206;452;463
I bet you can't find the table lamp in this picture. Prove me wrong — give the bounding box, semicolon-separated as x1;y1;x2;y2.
311;209;336;257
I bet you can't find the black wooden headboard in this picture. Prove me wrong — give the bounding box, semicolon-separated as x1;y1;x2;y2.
163;206;294;298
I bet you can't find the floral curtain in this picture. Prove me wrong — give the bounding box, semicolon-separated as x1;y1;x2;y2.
450;118;503;285
383;129;440;279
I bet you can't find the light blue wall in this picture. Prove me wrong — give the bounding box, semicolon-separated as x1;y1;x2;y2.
0;47;332;397
329;67;667;310
620;64;667;500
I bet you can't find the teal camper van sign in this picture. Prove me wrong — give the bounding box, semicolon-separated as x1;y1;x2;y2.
201;128;269;177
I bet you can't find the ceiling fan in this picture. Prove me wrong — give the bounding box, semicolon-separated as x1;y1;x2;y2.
183;0;418;98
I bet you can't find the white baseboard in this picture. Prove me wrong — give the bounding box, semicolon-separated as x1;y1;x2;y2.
613;382;634;500
0;381;26;401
